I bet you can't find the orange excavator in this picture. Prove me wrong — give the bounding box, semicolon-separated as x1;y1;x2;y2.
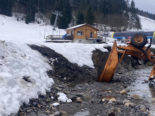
99;32;155;83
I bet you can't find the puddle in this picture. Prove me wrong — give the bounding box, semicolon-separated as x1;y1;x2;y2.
73;110;90;116
129;67;155;116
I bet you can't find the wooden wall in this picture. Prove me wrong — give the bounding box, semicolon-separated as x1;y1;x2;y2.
67;25;97;39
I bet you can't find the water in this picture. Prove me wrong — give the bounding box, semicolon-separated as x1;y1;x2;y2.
129;67;155;116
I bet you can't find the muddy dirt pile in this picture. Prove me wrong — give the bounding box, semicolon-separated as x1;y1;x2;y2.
30;45;96;84
13;45;150;116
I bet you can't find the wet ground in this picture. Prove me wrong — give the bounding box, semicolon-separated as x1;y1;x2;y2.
12;45;155;116
129;67;155;116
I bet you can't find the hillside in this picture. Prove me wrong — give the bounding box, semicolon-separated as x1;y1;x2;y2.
0;15;65;44
139;15;155;31
0;0;141;29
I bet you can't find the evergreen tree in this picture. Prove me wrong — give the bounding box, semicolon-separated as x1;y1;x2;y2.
50;14;56;25
0;0;140;29
130;0;137;14
128;0;141;29
25;0;37;24
0;0;14;16
57;0;72;29
86;7;95;25
76;11;84;24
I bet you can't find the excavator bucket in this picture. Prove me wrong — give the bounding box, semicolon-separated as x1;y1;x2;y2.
99;41;119;82
150;64;155;80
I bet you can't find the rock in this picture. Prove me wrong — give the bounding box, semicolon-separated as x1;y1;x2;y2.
120;89;128;95
115;100;123;105
26;109;32;113
117;108;121;113
56;87;62;91
139;105;147;112
152;98;155;103
106;90;112;93
74;93;91;102
108;112;115;116
144;80;149;83
124;102;135;107
37;104;42;108
123;99;130;104
46;98;51;102
108;98;117;104
108;108;116;116
107;107;122;116
131;94;141;100
102;96;116;103
81;93;91;101
50;111;60;116
76;97;83;103
102;98;106;102
45;110;51;114
123;99;135;107
50;111;68;116
60;111;69;116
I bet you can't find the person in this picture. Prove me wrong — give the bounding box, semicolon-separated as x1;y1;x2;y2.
62;33;68;39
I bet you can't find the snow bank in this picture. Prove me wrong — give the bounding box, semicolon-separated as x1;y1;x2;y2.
44;43;108;68
0;41;54;116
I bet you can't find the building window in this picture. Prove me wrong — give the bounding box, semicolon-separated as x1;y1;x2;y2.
77;31;83;36
90;32;93;38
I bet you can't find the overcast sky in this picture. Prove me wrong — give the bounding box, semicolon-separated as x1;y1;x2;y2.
134;0;155;14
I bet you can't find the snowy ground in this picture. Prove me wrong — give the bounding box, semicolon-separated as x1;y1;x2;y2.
139;15;155;31
0;14;155;115
44;43;108;68
0;15;65;44
0;41;54;116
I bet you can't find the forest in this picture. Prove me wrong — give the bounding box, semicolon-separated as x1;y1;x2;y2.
0;0;142;30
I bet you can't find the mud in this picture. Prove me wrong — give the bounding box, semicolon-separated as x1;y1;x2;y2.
12;45;152;116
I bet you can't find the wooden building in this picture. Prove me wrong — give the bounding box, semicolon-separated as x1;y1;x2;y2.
66;24;99;41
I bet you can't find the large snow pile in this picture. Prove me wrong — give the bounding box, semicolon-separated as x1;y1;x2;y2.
139;15;155;31
44;43;108;68
0;41;54;116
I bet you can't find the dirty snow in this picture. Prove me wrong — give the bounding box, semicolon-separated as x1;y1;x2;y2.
57;92;72;103
52;102;60;107
0;41;54;116
44;43;108;68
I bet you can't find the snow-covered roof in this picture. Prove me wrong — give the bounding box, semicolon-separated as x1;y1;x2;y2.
67;24;86;30
66;24;98;31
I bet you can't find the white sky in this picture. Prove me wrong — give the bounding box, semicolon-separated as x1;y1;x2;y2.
134;0;155;14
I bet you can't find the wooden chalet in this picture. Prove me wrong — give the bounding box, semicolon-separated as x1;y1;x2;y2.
66;24;99;41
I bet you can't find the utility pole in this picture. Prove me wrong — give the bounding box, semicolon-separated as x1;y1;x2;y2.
52;11;62;30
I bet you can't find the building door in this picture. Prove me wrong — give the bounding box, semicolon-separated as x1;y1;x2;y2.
90;32;93;38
